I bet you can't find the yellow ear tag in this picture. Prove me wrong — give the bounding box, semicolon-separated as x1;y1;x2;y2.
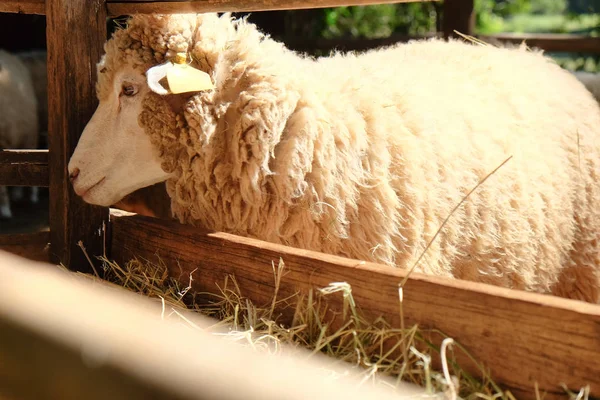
166;53;214;94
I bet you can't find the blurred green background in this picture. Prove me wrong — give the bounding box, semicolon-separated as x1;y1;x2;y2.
243;0;600;72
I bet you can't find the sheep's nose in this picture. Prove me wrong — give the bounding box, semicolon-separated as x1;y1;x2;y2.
69;167;80;183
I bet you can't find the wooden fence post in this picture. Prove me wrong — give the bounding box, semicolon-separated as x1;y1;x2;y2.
442;0;475;39
46;0;109;272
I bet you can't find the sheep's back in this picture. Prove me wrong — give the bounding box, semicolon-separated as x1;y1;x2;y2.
17;50;48;134
293;39;600;293
0;50;38;149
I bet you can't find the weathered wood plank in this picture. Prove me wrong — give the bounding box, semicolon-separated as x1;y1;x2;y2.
0;0;45;14
46;0;109;272
442;0;474;39
0;231;49;262
480;33;600;54
110;210;600;400
0;150;48;163
106;0;436;16
0;150;49;187
0;164;48;187
0;250;426;400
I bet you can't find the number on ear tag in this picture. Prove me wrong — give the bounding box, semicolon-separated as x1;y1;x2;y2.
166;64;214;94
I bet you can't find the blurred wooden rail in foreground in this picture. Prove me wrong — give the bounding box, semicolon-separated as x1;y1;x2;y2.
0;250;429;400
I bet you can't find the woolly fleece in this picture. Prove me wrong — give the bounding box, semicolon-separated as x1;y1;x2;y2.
96;14;600;302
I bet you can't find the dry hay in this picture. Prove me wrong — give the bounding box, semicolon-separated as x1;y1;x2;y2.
63;249;591;400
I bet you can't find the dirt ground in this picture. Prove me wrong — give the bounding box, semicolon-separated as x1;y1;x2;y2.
0;188;49;235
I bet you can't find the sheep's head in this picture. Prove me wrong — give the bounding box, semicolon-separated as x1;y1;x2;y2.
68;62;171;206
68;13;233;206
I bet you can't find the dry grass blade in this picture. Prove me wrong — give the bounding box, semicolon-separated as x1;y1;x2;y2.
454;31;491;47
401;155;513;287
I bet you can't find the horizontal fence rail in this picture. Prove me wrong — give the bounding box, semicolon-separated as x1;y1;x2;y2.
110;209;600;400
480;33;600;54
0;231;49;262
0;0;44;14
106;0;437;15
0;250;426;400
0;150;49;187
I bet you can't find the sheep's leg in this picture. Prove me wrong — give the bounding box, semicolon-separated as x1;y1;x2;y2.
8;186;39;204
29;186;39;204
0;186;12;219
10;186;24;202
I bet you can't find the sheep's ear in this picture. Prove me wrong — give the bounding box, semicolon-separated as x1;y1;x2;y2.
146;61;174;95
167;65;214;94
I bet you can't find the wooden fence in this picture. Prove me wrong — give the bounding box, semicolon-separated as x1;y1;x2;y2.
0;1;599;399
0;249;433;400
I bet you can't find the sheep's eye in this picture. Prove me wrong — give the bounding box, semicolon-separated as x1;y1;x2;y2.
121;84;137;97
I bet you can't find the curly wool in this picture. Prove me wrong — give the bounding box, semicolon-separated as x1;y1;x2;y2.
98;14;600;303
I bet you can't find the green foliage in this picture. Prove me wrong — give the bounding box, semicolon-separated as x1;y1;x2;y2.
322;5;397;38
298;0;600;73
300;0;598;39
474;0;600;34
321;3;439;39
551;53;600;72
475;0;507;33
477;12;600;34
529;0;568;14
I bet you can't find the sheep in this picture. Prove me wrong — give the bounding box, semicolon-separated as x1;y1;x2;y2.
68;13;600;303
0;49;39;219
17;50;48;141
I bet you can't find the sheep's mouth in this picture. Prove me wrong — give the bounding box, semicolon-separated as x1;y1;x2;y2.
77;177;106;198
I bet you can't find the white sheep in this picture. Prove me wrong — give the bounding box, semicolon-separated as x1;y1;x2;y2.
68;13;600;303
17;50;48;138
0;49;39;219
